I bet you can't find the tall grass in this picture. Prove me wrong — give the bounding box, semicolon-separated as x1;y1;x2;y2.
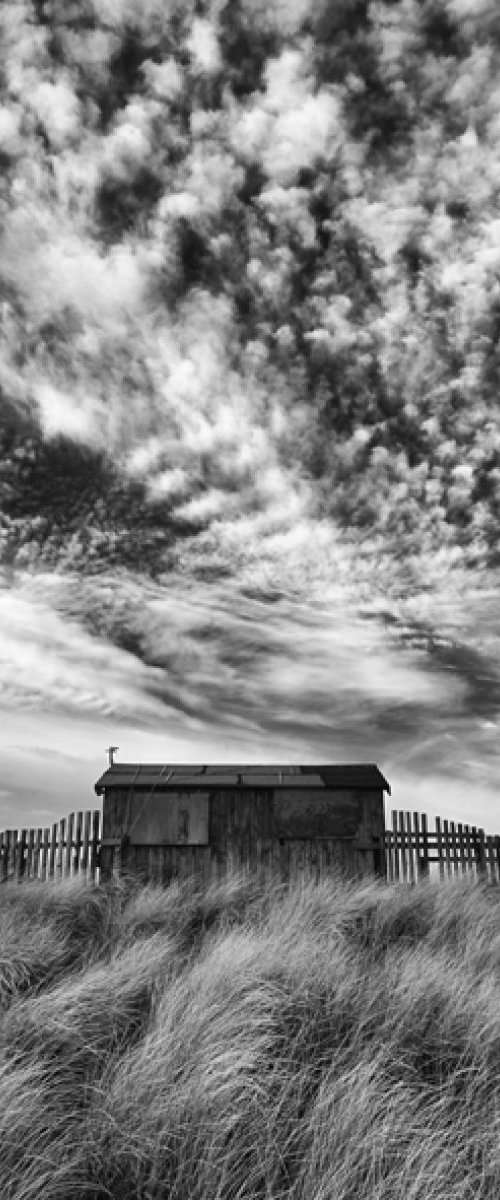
1;867;500;1199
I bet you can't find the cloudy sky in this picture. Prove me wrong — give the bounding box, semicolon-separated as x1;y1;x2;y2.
1;0;500;841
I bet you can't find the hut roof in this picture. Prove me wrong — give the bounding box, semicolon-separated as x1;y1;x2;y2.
95;763;391;795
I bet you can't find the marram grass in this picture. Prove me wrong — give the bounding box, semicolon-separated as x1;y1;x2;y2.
1;868;500;1200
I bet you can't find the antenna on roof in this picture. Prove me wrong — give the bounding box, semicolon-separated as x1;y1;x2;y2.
107;746;119;766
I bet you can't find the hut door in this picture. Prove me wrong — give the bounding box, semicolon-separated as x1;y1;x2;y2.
273;788;361;839
127;791;209;845
178;808;189;843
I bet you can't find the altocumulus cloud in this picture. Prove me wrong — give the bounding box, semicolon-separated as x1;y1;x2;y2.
1;0;500;832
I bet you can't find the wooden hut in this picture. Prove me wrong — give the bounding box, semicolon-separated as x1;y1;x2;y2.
94;763;390;886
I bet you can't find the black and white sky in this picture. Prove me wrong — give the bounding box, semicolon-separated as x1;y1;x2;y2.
1;0;500;835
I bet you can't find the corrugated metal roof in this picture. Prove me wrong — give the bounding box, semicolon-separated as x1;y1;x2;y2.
94;763;391;795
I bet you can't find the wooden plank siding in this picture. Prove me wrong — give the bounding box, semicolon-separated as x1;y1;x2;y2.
3;800;500;890
97;785;386;887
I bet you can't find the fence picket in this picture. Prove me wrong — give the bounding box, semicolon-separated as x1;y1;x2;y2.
450;821;459;876
420;812;430;879
82;811;91;877
435;817;444;881
0;831;7;882
41;828;50;881
74;811;82;874
477;829;487;878
56;818;65;879
33;828;42;879
2;805;500;891
405;812;415;884
48;823;57;879
491;840;498;888
65;813;74;878
413;811;421;881
463;824;473;876
91;810;100;883
17;829;27;882
398;811;408;881
26;828;35;878
391;811;399;882
442;819;451;879
456;824;465;875
384;811;500;886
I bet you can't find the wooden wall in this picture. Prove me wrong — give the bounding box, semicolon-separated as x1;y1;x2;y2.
100;786;386;885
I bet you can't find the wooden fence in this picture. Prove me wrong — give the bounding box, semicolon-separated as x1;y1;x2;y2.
1;807;499;888
0;810;102;885
385;811;500;884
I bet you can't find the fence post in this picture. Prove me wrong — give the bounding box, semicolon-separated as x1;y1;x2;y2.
457;823;466;875
435;817;444;881
73;811;83;875
491;840;498;888
5;831;13;881
26;828;35;879
404;812;415;884
417;811;430;880
41;828;50;881
90;810;101;884
0;832;7;883
15;830;26;883
475;828;487;879
398;810;408;881
33;828;42;880
48;823;57;879
391;810;399;881
82;810;91;879
464;824;474;875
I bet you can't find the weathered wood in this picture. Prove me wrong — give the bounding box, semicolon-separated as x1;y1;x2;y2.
34;828;42;879
98;778;388;888
420;811;430;879
74;811;82;874
486;835;500;883
476;828;487;878
27;828;35;878
0;831;8;882
82;810;91;876
17;829;27;882
462;824;472;875
404;811;414;884
491;835;498;883
391;811;399;882
443;819;451;878
7;831;15;880
397;811;407;881
447;820;454;875
40;828;49;880
455;825;462;873
384;811;500;886
6;794;500;893
47;822;56;879
65;813;74;878
435;817;444;881
91;810;101;883
56;818;65;879
385;828;392;883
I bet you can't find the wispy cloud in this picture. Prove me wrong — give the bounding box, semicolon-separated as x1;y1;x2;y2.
0;0;500;839
0;587;164;721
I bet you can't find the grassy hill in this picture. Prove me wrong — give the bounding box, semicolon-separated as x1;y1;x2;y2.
2;867;500;1199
